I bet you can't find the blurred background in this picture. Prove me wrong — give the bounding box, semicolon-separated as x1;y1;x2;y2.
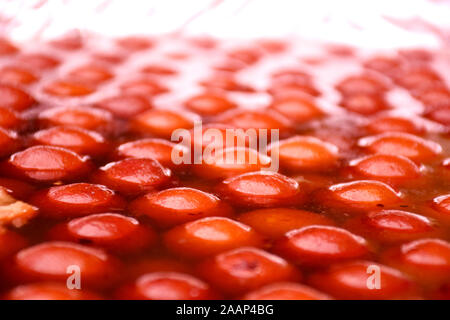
0;0;449;49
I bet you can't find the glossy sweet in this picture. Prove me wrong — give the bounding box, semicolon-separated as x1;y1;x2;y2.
30;183;126;218
91;158;172;196
358;133;442;162
47;213;157;254
242;282;332;300
344;210;441;244
317;180;403;212
115;272;219;300
129;187;233;227
1;146;92;183
164;217;263;258
0;84;35;111
38;106;114;133
185;93;236;116
382;239;450;287
0;35;448;300
308;260;419;300
96;95;152;118
115;138;190;170
274;226;370;266
268;136;339;172
3;242;121;289
3;282;102;300
238;208;335;239
131;109;196;138
217;171;305;208
31;126;108;157
196;247;300;295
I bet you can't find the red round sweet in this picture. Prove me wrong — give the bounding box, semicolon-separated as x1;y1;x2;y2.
196;247;300;295
0;128;19;158
50;35;83;51
0;84;35;111
268;136;339;172
116;37;154;51
92;52;126;64
0;229;28;260
163;217;264;258
216;109;292;134
31;126;108;157
336;74;389;95
141;64;177;76
398;49;432;62
319;180;402;211
4;241;121;289
431;194;450;215
327;44;354;57
120;79;168;97
193;147;272;179
348;154;422;185
382;239;450;286
199;75;254;92
38;106;114;133
67;64;113;85
96;95;152;118
189;37;216;49
340;93;390;115
115;138;190;170
115;272;219;300
131;109;196;138
363;56;401;76
345;210;439;244
425;107;450;126
30;183;126;218
129;187;233;228
258;39;287;53
227;48;262;65
242;282;332;300
188;123;252;151
185;93;236;116
0;106;22;130
217;171;305;208
48;213;157;254
3;283;102;300
415;87;450;111
17;53;60;71
44;80;94;97
308;260;418;300
238;208;335;239
213;59;247;73
91;158;172;196
0;66;37;86
0;38;18;56
365;116;422;134
2;146;92;183
0;177;35;199
358;132;442;162
269;94;323;123
271;69;312;87
269;81;321;98
274;226;370;266
395;67;443;91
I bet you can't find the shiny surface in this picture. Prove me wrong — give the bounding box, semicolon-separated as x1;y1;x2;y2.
0;33;448;301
